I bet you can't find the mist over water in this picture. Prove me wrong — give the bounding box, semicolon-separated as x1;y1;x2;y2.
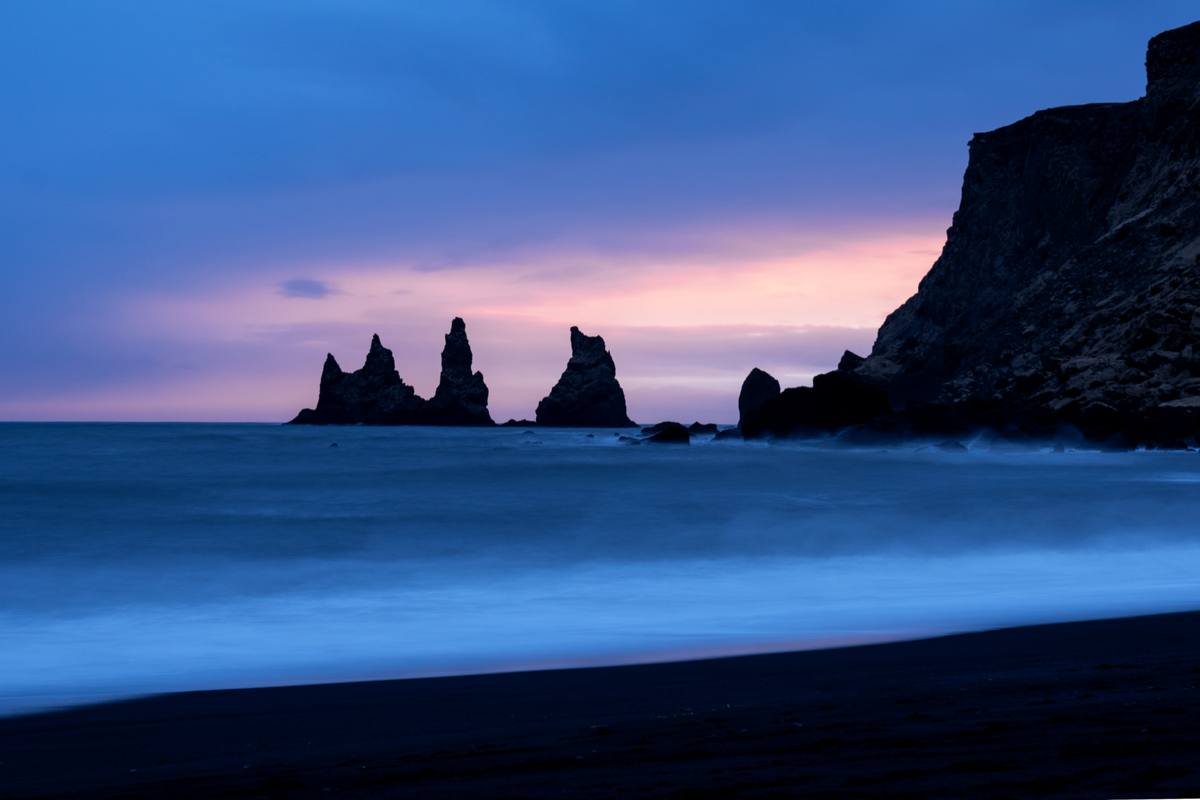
3;423;1200;715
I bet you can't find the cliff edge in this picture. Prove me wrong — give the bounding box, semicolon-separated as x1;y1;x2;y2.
743;21;1200;447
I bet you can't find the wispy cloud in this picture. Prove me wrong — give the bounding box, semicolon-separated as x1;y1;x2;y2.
58;223;937;422
277;278;336;299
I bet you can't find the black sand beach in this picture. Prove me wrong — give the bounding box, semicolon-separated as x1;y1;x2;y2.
3;611;1199;798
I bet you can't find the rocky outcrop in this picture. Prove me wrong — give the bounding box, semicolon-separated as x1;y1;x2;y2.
645;422;690;444
425;318;494;426
289;319;494;426
737;368;781;437
289;334;425;425
743;21;1200;447
619;421;690;444
639;421;691;443
739;353;889;439
535;327;635;427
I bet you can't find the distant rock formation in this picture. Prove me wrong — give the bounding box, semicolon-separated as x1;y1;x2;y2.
742;21;1200;447
425;317;494;426
288;319;494;426
289;334;425;425
535;327;635;427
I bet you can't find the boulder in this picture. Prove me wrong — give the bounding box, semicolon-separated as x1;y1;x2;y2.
737;368;781;437
643;421;690;444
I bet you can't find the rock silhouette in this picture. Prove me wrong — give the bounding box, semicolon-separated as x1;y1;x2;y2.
289;320;494;426
742;20;1200;447
643;421;690;444
289;335;425;425
737;368;781;437
535;327;635;427
425;318;494;426
739;353;888;439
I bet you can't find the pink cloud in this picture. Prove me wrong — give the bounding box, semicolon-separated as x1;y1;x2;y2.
2;221;943;421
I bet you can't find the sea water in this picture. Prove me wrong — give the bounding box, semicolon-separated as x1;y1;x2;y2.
2;423;1199;715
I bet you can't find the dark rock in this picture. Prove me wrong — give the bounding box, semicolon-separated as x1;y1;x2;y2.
617;435;642;445
713;427;743;440
289;320;495;426
501;419;537;427
1147;20;1200;100
688;422;719;435
936;440;968;452
288;334;424;425
643;421;690;444
737;368;781;437
837;350;866;372
535;327;635;427
738;363;889;439
747;21;1200;448
424;317;494;426
852;21;1200;447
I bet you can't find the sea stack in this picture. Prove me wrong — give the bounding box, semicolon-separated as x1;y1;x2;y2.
535;327;635;427
289;334;424;425
741;20;1200;447
425;317;494;426
288;318;495;426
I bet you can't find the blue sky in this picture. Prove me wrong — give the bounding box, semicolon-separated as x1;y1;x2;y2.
1;1;1196;421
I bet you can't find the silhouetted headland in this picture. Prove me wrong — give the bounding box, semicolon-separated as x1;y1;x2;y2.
740;21;1200;449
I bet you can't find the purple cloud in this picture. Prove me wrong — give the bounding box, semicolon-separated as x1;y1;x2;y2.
278;279;335;299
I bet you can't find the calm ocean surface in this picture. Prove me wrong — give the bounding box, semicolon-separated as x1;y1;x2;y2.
3;423;1199;715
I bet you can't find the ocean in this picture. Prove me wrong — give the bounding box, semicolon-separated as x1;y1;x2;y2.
3;423;1199;715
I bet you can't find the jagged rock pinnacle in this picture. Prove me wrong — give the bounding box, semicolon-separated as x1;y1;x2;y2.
535;327;635;427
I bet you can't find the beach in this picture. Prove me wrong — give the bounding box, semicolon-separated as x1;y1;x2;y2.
4;610;1199;798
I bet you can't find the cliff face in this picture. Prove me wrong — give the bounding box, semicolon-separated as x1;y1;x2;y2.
743;21;1200;446
535;327;635;427
288;319;495;426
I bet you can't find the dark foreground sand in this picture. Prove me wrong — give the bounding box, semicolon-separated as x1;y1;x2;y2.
3;612;1199;799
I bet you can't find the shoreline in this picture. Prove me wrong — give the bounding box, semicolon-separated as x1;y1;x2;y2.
4;610;1200;798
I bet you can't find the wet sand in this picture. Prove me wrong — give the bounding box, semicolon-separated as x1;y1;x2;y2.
3;611;1200;798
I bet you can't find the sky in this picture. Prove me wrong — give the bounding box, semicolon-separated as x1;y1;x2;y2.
2;1;1197;423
